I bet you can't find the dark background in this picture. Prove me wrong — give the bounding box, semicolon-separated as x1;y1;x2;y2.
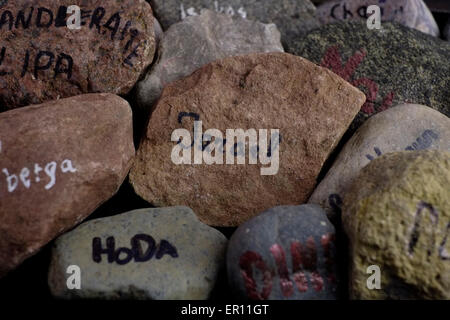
1;1;449;302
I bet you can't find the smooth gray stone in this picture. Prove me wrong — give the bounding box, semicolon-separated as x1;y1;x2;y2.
48;207;227;300
445;19;450;41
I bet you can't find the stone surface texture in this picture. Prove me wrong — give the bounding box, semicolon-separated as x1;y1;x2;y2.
0;93;135;277
130;52;365;226
343;150;450;299
48;207;227;299
0;0;155;109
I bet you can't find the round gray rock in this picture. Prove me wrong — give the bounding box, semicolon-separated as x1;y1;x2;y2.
227;205;339;300
48;207;227;300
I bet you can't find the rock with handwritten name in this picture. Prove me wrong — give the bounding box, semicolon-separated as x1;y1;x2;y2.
290;22;450;132
48;206;227;299
343;150;450;299
309;104;450;223
316;0;439;37
227;205;339;300
0;0;155;109
136;9;284;109
129;52;366;227
445;19;450;41
149;0;319;50
0;93;135;277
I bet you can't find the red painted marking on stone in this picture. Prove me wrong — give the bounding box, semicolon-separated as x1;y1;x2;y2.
321;233;336;284
270;244;294;297
303;237;317;270
291;238;324;293
290;241;308;292
239;251;273;300
352;77;378;114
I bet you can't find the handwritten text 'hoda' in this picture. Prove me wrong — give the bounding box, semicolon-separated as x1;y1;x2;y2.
1;159;77;193
171;121;280;176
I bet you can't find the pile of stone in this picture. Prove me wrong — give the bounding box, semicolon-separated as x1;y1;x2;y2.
0;0;448;300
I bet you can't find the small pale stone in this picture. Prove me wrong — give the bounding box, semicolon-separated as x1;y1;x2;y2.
309;104;450;222
0;93;135;277
227;205;339;300
343;150;450;299
136;9;284;109
317;0;440;37
130;52;365;227
48;207;227;300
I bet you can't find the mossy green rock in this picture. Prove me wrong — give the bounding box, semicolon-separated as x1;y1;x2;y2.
290;22;450;131
308;104;450;223
343;150;450;299
48;207;227;300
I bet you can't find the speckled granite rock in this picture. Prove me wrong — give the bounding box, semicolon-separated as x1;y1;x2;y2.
290;22;450;132
343;150;450;299
309;104;450;223
227;205;339;300
149;0;320;50
317;0;439;37
0;0;155;109
0;93;135;278
136;9;283;110
48;207;227;299
129;52;365;227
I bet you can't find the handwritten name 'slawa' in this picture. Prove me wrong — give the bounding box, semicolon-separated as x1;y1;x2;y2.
180;1;247;19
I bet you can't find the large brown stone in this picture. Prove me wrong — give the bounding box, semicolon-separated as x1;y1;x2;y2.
136;9;284;110
0;0;155;110
316;0;439;37
343;150;450;299
0;93;135;277
130;52;365;227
